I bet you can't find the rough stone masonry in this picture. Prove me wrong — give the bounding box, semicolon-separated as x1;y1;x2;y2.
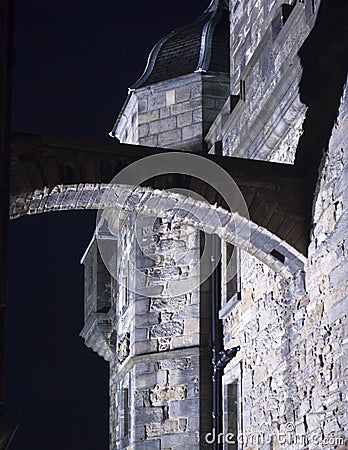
82;0;348;448
8;0;347;449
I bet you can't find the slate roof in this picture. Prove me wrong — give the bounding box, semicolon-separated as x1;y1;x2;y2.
131;0;230;89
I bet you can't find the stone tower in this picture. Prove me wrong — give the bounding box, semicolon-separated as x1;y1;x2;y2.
78;0;348;449
110;0;230;153
83;1;232;449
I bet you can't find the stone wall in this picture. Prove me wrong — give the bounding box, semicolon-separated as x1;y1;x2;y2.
222;252;298;448
215;17;347;450
109;349;208;450
301;78;348;446
212;4;347;448
207;1;317;162
221;107;348;444
229;0;320;94
115;73;229;152
105;210;213;449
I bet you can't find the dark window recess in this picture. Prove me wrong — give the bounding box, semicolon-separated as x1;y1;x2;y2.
121;276;129;313
87;261;93;297
226;383;238;450
239;79;246;101
82;240;112;315
215;140;223;155
225;243;241;302
270;249;285;263
123;388;129;437
271;4;295;40
96;251;112;313
221;95;239;128
111;276;118;307
230;95;239;113
131;112;137;125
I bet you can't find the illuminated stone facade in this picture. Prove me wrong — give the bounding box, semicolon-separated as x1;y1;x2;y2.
79;1;348;449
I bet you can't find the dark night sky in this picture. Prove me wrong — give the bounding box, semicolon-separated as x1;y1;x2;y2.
5;1;210;449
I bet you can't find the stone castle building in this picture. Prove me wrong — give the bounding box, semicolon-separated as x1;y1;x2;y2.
7;0;347;449
77;0;348;448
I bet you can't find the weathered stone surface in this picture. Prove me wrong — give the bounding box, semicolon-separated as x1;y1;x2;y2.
75;2;348;449
150;384;187;407
158;358;191;371
150;322;184;339
150;295;190;312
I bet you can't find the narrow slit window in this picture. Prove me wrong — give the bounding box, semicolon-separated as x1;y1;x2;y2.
123;388;129;437
223;242;241;305
226;382;238;450
120;274;129;313
239;79;246;101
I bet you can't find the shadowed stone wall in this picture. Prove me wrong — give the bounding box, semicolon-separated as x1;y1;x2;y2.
220;76;348;450
301;78;348;442
207;1;321;163
213;1;348;447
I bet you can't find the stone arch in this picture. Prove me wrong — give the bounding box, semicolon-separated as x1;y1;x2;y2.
11;132;309;254
10;182;306;280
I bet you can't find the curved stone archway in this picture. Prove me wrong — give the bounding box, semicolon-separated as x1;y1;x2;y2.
10;132;309;254
10;182;306;280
